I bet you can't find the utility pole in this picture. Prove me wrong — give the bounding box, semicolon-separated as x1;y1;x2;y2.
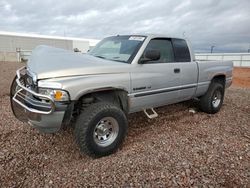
210;45;215;53
248;44;250;53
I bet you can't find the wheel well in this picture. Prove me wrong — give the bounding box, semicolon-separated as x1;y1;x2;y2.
211;75;226;87
76;89;129;114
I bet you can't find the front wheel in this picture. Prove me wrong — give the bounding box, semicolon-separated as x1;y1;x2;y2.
199;82;225;114
74;102;128;157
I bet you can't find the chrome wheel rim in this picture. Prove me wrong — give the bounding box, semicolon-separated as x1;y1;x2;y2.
93;117;119;147
212;90;222;108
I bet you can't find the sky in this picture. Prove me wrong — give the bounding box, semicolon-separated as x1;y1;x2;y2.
0;0;250;53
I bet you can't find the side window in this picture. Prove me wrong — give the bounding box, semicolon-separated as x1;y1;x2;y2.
172;39;191;62
144;39;174;63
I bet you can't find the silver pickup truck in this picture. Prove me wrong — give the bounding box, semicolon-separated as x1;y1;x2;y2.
10;34;233;157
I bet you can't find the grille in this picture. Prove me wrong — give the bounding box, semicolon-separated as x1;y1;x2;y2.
20;72;37;91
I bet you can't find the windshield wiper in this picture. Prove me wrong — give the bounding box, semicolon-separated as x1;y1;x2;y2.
94;55;106;59
111;59;127;63
93;55;127;63
110;56;127;63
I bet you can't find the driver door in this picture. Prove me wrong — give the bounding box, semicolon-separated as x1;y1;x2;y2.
130;38;181;112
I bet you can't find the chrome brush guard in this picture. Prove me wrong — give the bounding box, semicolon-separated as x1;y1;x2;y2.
12;67;55;114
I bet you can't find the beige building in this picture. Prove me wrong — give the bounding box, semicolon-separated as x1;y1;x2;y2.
0;31;99;62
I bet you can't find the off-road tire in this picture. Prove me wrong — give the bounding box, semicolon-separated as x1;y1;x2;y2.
74;102;128;157
199;82;225;114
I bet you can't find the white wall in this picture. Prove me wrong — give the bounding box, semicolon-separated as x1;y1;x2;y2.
195;53;250;67
0;31;99;61
0;35;73;52
0;52;18;61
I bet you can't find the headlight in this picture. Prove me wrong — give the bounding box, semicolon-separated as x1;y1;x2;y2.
38;88;70;101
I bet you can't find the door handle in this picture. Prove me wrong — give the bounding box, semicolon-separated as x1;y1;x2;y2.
174;68;180;73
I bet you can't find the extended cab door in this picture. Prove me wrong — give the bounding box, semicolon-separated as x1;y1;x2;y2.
171;39;198;100
129;38;182;112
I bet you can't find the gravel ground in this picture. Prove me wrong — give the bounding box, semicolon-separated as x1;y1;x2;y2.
0;61;250;187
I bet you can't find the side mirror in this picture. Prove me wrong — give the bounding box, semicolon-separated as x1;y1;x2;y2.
139;49;161;64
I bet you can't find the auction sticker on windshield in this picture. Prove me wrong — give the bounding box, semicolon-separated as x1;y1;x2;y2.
129;36;145;41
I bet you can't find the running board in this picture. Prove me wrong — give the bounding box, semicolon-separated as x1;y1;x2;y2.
143;108;158;119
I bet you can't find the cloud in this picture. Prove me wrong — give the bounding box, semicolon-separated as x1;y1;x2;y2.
0;0;250;52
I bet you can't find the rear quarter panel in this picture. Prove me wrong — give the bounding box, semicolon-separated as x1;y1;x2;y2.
195;60;233;97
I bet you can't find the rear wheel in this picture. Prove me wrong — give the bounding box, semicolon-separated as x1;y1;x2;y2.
199;82;225;114
74;102;127;157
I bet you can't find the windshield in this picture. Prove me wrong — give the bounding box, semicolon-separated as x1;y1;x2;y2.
88;35;145;63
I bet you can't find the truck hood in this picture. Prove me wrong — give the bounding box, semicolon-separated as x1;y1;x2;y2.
27;45;130;80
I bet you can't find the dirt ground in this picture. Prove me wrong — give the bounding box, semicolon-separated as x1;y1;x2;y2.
0;61;250;187
233;67;250;88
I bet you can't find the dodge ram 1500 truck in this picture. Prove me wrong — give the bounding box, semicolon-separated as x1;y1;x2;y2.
10;34;233;157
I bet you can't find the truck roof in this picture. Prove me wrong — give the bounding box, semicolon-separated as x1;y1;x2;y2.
118;34;185;40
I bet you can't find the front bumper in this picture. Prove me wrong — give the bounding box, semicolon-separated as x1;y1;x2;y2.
26;110;66;133
10;67;72;133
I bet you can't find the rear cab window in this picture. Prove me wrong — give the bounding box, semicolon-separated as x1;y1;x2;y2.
172;38;191;62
